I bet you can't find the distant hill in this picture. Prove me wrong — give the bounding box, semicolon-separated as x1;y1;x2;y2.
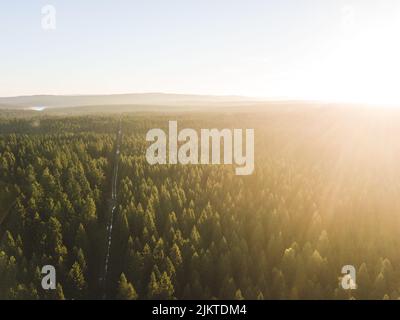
0;93;254;109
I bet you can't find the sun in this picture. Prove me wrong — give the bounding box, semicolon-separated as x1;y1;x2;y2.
291;10;400;106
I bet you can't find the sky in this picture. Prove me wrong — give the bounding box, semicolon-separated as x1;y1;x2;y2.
1;0;400;104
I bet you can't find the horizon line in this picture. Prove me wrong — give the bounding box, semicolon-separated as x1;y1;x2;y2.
1;91;400;108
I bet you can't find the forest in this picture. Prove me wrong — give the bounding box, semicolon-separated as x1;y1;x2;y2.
1;106;400;300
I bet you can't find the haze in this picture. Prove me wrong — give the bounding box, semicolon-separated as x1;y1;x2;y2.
1;0;400;105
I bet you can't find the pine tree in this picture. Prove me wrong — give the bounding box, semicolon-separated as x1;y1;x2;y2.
158;272;175;300
147;272;159;299
67;262;87;299
235;289;244;300
117;273;138;300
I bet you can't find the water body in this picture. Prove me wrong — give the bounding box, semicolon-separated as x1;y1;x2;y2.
29;106;47;111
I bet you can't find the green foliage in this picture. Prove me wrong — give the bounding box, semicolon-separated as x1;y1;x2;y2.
117;273;138;300
1;112;400;300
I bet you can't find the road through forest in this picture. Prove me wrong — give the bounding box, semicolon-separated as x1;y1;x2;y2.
100;118;122;298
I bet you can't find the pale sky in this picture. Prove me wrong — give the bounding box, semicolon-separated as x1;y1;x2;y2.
1;0;400;104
